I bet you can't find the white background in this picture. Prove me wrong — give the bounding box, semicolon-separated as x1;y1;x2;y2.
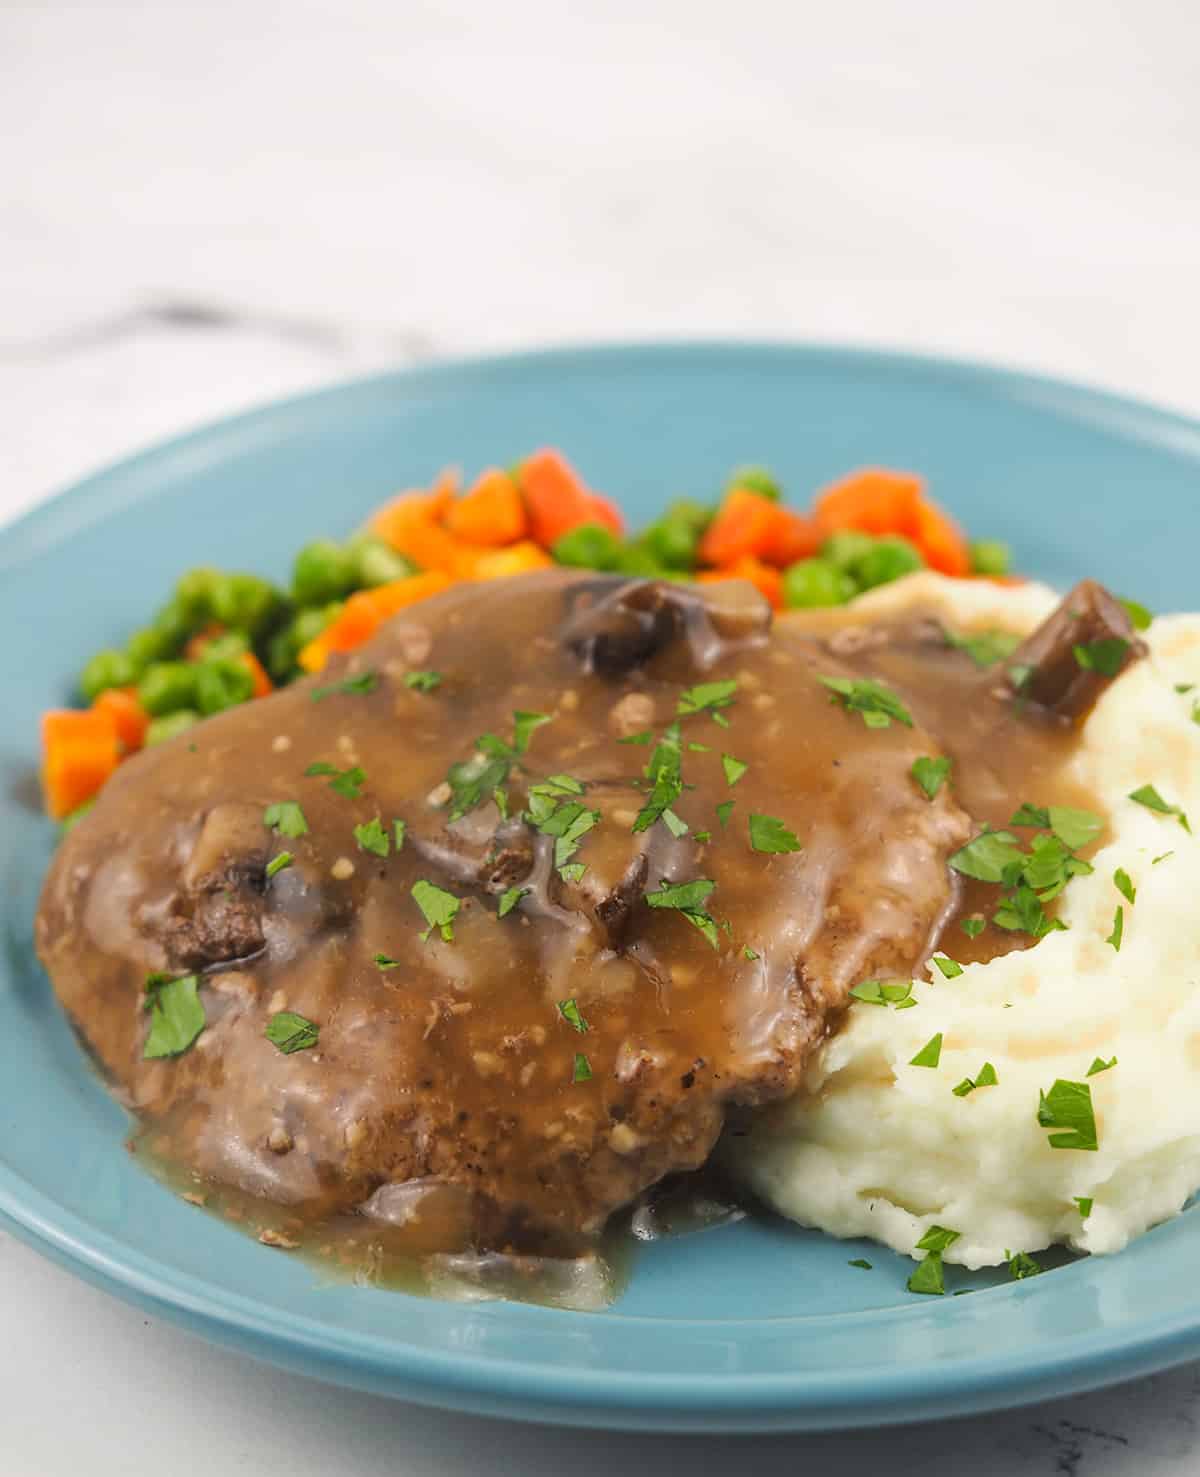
3;2;1200;1472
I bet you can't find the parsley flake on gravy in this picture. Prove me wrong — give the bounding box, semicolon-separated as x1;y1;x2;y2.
143;973;205;1060
373;953;402;969
945;628;1022;668
1047;806;1104;851
721;753;748;786
404;670;442;693
910;1033;943;1069
557;999;589;1033
677;678;738;727
645;878;720;949
819;675;913;729
411;880;461;942
1073;637;1130;677
931;955;963;979
558;861;588;883
716;799;735;829
1129;783;1191;832
1105;905;1124;952
311;670;379;701
265;1011;319;1054
264;801;308;838
304;761;367;798
949;828;1024;883
265;851;293;879
911;755;951;800
497;886;528;918
1113;867;1136;905
960;916;985;939
1037;1078;1098;1151
572;1052;593;1084
393;818;406;851
748;813;802;854
353;816;390;857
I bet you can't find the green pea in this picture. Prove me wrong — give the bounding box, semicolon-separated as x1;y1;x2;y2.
199;631;249;663
970;539;1011;577
552;522;621;570
144;710;200;746
195;658;256;715
137;662;199;716
60;797;96;834
80;648;136;701
292;540;357;605
856;536;925;590
349;535;419;589
644;518;699;570
126;626;170;675
820;531;878;574
612;543;670;578
781;558;856;609
175;567;221;622
210;573;284;636
266;603;341;682
727;465;782;501
665;498;714;532
151;597;195;656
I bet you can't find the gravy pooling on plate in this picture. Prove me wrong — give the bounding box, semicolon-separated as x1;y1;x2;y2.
37;570;1138;1295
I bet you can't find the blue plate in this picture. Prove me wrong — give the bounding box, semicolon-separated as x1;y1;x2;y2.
4;343;1200;1432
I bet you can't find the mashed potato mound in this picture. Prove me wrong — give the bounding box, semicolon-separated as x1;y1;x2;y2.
736;573;1200;1269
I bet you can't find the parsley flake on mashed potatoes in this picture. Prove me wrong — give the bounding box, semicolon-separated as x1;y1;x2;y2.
734;573;1200;1270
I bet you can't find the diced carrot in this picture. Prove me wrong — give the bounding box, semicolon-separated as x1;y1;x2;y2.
297;571;454;673
813;468;924;538
974;573;1029;588
369;472;458;550
42;710;121;819
520;449;595;548
697;556;783;609
470;541;555;580
697;488;781;567
91;687;150;753
585;493;626;538
912;494;971;576
445;469;528;546
760;506;822;567
239;651;274;698
184;623;226;662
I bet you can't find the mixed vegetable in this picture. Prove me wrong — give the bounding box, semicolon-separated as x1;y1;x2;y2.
41;449;1012;821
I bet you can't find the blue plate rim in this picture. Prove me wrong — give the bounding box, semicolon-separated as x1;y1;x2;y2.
6;338;1200;1431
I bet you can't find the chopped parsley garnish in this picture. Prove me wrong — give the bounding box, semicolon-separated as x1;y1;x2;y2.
645;878;720;949
1087;1055;1117;1076
1008;1250;1042;1280
910;1033;943;1068
662;809;689;839
743;945;760;961
716;799;734;829
1037;1078;1098;1150
1118;597;1152;631
353;816;390;858
618;731;653;746
1153;851;1174;865
1113;867;1136;904
848;1258;873;1270
949;828;1024;883
557;998;589;1033
531;797;601;868
932;955;963;979
511;710;553;753
143;973;205;1060
907;1253;946;1296
677;679;738;726
631;723;684;834
722;753;748;787
960;916;985;939
404;670;442;693
1008;662;1034;693
819;675;913;729
264;1011;319;1054
411;880;460;942
1129;783;1191;832
265;851;293;880
1010;803;1050;828
263;801;308;837
694;830;712;843
497;886;528;918
393;818;406;850
572;1052;593;1083
1073;637;1129;677
849;979;914;1008
1176;682;1196;695
993;883;1066;940
953;1062;998;1097
1047;807;1104;851
748;813;801;854
1105;905;1124;952
916;1225;961;1253
946;628;1022;668
373;953;402;969
304;762;366;798
558;862;587;883
1075;1196;1094;1218
912;755;951;800
311;670;379;701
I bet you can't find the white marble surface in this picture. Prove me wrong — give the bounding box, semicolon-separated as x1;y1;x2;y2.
4;0;1200;1471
